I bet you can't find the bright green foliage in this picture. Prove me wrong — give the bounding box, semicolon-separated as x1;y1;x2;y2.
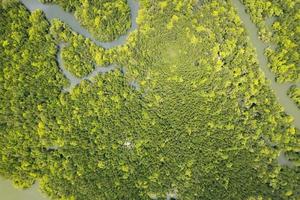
1;0;300;200
241;0;300;83
49;19;109;78
41;0;131;42
61;42;96;78
288;85;300;109
0;0;66;188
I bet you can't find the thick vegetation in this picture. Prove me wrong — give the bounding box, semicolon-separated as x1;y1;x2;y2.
0;0;66;188
288;85;300;109
41;0;131;42
1;0;300;200
50;20;110;78
241;0;300;83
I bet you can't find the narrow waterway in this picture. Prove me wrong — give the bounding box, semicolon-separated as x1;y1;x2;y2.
231;0;300;130
19;0;139;89
20;0;139;49
3;0;298;199
19;0;300;127
0;1;139;199
57;44;116;92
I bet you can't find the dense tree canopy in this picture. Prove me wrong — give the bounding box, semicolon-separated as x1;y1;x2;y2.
0;0;66;188
242;0;300;83
288;85;300;109
0;0;300;200
41;0;131;42
49;19;109;78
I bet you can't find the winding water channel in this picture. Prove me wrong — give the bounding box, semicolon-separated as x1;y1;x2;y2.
57;44;117;92
231;0;300;130
1;1;140;199
20;0;139;91
20;0;139;49
19;0;300;129
231;0;299;168
1;0;300;199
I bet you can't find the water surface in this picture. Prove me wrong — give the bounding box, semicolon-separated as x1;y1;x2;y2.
19;0;139;90
231;0;300;130
2;0;299;199
0;178;47;200
1;1;139;199
20;0;139;49
57;44;116;92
